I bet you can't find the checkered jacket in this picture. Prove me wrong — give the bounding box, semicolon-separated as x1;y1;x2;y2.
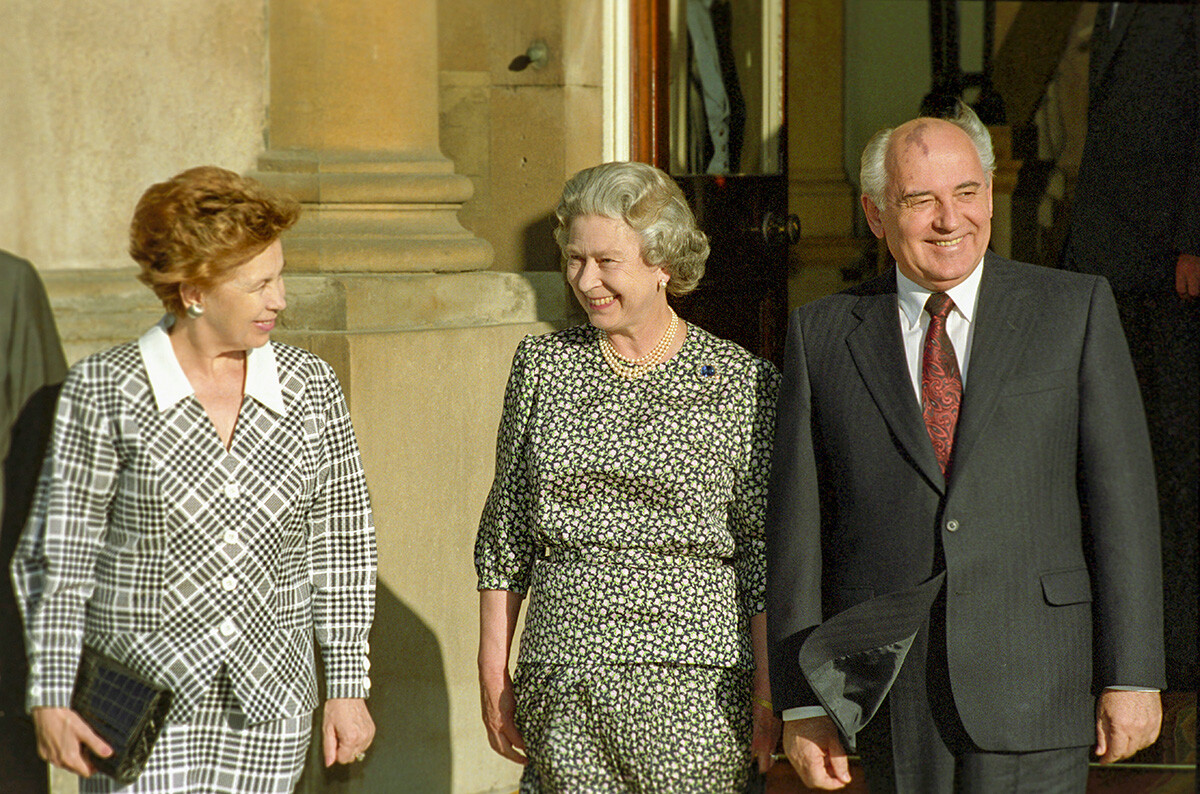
12;328;376;725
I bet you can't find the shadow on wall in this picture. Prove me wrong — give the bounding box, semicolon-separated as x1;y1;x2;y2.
523;212;562;272
523;211;586;329
296;584;451;794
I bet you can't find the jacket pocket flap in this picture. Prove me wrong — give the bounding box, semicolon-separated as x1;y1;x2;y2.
1002;368;1071;397
1041;567;1092;605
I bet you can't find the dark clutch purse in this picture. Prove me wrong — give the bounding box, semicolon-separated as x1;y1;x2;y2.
71;646;173;785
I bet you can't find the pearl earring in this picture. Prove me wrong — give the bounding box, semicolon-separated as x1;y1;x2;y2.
658;278;668;291
186;303;204;319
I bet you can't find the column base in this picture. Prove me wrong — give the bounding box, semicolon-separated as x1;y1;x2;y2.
252;150;494;273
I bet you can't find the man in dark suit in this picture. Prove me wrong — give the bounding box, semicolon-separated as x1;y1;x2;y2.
1061;1;1198;693
766;104;1165;791
0;250;67;794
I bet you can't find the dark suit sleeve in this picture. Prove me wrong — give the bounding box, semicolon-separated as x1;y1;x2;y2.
1077;277;1165;690
1176;5;1200;257
765;310;825;711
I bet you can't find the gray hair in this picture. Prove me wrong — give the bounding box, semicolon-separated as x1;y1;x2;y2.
553;161;709;296
860;101;996;210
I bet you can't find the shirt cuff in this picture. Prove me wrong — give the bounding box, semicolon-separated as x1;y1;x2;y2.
1104;686;1160;692
783;705;828;721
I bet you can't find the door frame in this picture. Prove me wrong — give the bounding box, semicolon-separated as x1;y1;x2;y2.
603;0;633;162
626;0;785;174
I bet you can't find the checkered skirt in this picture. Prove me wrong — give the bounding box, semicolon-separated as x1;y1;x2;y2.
80;672;310;794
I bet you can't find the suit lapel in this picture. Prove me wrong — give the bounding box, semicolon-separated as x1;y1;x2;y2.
949;255;1036;483
846;282;945;492
1090;2;1134;87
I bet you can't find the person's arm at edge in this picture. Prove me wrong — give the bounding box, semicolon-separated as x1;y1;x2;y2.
310;362;377;766
1175;8;1200;299
1175;253;1200;299
478;588;526;765
12;365;116;776
749;612;782;773
1076;276;1165;763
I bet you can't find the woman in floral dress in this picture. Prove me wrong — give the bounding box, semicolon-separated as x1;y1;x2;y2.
476;161;781;792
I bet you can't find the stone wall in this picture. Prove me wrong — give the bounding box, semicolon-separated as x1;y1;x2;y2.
438;0;604;275
0;0;267;273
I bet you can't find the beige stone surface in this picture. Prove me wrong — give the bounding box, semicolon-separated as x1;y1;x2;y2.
787;0;856;240
485;88;571;272
564;84;605;177
789;236;867;309
269;0;440;155
437;0;604;276
0;0;266;271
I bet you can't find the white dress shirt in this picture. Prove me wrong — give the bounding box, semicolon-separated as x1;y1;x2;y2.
895;262;983;401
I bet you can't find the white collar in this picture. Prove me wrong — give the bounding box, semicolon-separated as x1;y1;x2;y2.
137;315;287;416
895;256;985;330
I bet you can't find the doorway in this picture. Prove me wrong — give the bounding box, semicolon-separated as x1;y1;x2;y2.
626;0;795;365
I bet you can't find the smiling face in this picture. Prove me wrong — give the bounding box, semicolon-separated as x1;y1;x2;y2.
863;119;993;291
564;214;670;338
186;239;287;351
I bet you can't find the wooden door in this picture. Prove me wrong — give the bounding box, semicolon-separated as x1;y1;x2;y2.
631;0;796;366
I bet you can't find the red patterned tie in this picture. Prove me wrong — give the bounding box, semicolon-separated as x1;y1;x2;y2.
922;292;962;475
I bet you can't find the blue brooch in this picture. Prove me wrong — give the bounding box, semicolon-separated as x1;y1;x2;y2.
700;364;715;378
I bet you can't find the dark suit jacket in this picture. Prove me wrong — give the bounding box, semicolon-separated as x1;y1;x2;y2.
766;254;1165;752
1063;3;1200;290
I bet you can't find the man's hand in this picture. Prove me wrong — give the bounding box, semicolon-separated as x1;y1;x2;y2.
322;698;375;767
31;706;112;778
782;716;852;789
1095;690;1162;764
479;668;526;765
1176;254;1200;300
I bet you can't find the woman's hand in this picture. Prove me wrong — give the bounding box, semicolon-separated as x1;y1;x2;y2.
750;691;782;774
322;698;375;766
31;706;112;778
479;668;526;764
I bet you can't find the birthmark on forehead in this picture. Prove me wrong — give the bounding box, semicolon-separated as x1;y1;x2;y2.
900;122;933;157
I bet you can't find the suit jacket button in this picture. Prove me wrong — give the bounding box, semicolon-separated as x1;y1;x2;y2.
946;519;960;532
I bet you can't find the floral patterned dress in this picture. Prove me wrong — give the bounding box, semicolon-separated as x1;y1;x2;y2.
476;322;778;793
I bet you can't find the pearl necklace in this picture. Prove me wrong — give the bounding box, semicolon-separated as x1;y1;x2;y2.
598;310;679;379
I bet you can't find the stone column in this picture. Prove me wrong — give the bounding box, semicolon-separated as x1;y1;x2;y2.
988;124;1022;260
254;3;554;792
255;0;491;280
787;0;862;306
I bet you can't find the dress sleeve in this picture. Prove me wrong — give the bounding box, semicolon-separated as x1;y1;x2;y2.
728;357;780;619
474;336;540;595
309;361;378;701
11;361;118;711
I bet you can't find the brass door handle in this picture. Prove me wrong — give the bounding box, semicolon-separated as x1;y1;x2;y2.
761;211;801;245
